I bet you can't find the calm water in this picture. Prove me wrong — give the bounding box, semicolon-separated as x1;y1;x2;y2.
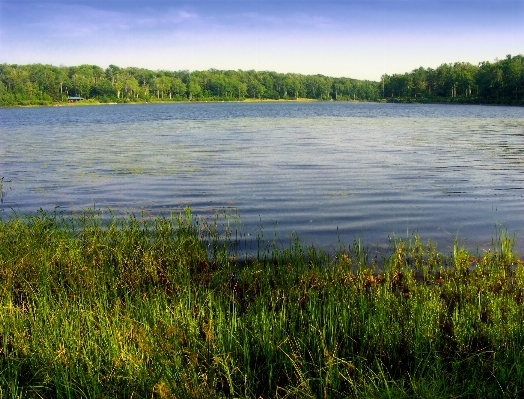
1;102;524;253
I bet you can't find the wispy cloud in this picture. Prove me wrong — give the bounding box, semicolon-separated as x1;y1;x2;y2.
4;3;130;37
292;13;336;29
136;8;199;29
233;12;284;26
1;0;522;80
2;2;200;38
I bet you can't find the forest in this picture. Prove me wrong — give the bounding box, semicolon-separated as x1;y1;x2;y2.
0;54;522;106
383;54;523;105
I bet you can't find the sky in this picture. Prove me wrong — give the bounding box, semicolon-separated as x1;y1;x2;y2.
0;0;522;81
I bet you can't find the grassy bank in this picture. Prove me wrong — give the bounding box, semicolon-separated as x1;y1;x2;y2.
1;209;523;398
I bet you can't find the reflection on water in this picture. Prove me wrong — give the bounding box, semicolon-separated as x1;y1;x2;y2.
1;102;523;253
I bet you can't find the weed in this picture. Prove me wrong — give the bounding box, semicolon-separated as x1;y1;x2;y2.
0;209;522;397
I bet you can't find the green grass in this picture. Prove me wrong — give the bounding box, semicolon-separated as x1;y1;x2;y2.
1;208;523;398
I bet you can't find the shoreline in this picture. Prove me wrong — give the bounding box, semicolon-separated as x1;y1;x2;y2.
3;97;523;108
1;98;333;108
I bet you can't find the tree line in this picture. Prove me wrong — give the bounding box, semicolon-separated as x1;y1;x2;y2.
382;54;523;105
0;64;378;105
0;54;522;106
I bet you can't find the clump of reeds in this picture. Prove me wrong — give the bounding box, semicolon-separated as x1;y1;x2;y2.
0;208;523;398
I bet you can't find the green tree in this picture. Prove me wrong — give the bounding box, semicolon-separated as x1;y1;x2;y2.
501;54;523;102
247;72;265;99
70;73;90;97
170;78;186;99
188;75;202;100
90;77;114;100
412;67;427;98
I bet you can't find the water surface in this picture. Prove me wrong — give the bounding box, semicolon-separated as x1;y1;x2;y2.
1;102;523;253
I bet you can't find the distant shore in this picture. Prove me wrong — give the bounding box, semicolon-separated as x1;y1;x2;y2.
4;98;523;109
3;97;368;108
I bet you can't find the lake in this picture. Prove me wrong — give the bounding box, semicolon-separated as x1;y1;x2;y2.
1;102;523;254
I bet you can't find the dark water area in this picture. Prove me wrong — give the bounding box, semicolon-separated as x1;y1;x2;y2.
1;102;524;254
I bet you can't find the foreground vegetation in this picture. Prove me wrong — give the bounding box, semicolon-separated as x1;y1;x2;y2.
1;54;523;106
1;209;524;398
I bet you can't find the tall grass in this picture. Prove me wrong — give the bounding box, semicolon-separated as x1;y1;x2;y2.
0;208;523;398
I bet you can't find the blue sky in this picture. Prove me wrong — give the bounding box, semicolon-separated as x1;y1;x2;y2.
0;0;522;81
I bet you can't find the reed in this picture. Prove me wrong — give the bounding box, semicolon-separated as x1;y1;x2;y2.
0;208;523;398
